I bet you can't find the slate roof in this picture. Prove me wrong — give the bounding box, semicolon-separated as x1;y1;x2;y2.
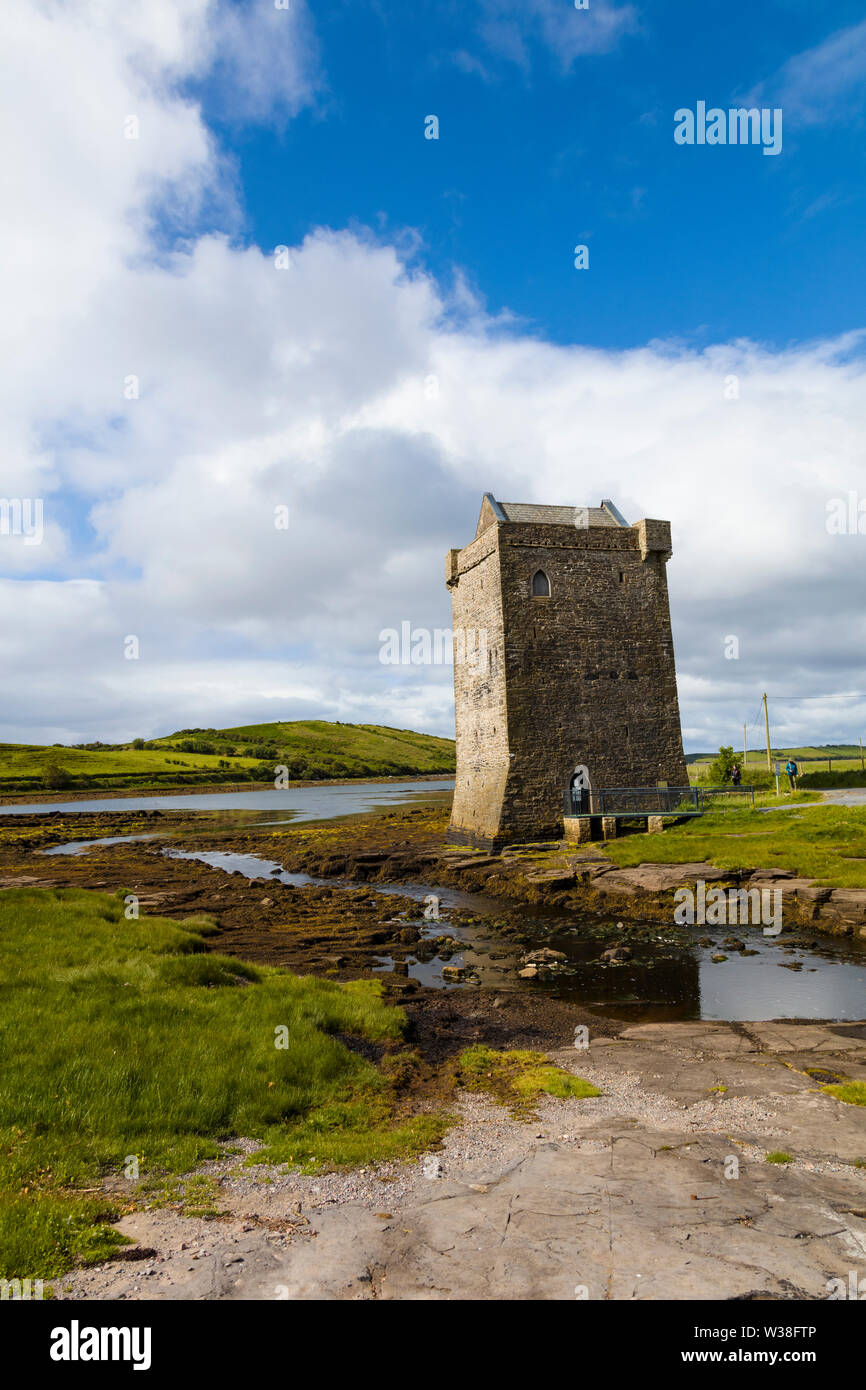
490;497;629;527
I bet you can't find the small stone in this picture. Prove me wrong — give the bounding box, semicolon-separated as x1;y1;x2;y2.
601;945;632;963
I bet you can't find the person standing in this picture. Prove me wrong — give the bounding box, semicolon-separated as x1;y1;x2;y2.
785;758;798;790
730;763;741;787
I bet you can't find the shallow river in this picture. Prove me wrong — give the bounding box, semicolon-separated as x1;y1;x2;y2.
1;777;455;819
36;802;866;1024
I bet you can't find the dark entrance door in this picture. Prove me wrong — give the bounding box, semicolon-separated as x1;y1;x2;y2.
568;768;589;814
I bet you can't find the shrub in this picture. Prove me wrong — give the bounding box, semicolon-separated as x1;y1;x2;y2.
41;756;71;789
799;769;866;789
705;746;737;785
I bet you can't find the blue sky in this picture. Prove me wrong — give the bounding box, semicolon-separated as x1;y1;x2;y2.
2;0;865;753
209;0;866;350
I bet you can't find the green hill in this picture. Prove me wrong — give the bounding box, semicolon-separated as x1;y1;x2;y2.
688;744;862;765
688;744;865;788
0;721;455;796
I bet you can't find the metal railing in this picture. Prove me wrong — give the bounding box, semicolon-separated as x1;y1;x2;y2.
564;785;755;816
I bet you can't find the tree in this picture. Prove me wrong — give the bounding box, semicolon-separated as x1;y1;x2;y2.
706;746;737;785
42;755;71;789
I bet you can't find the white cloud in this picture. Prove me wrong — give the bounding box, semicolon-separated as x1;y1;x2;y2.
475;0;639;74
749;19;866;125
202;0;322;124
1;1;866;755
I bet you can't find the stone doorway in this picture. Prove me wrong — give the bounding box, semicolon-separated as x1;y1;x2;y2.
566;764;591;815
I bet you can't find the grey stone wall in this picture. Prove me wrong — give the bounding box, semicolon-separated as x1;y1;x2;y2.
446;504;689;848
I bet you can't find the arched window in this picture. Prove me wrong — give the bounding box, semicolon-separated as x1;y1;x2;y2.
531;569;550;597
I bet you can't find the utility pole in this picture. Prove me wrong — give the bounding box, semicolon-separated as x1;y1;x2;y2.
763;692;772;772
860;736;864;773
743;722;747;769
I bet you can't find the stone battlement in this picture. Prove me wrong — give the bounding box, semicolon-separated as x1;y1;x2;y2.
446;493;688;848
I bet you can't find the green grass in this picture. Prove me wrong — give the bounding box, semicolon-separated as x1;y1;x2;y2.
688;746;866;789
136;1173;226;1220
0;720;455;794
603;804;866;888
0;887;450;1279
689;744;863;767
765;1151;794;1164
156;721;455;778
687;746;864;763
456;1045;602;1117
0;744;259;777
822;1081;866;1106
749;790;816;808
798;769;866;789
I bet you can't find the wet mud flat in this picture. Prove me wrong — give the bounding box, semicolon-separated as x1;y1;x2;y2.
6;805;866;1303
3;802;866;1035
0;805;623;1074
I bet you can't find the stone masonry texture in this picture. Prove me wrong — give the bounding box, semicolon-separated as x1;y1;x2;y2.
445;494;689;848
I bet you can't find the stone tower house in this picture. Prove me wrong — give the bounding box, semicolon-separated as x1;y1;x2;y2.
446;494;688;848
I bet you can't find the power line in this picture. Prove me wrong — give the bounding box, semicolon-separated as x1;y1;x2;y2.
741;691;866;760
767;692;866;702
746;702;764;734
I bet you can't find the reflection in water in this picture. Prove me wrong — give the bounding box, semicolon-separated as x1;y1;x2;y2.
1;778;455;818
43;833;160;857
155;847;866;1024
27;773;866;1024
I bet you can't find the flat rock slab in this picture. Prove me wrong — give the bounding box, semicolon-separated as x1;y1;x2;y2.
747;1022;866;1057
56;1021;866;1303
590;863;732;894
618;1021;760;1055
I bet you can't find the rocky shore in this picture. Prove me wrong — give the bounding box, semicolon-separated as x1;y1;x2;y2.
3;801;865;1301
247;806;866;942
54;1018;866;1302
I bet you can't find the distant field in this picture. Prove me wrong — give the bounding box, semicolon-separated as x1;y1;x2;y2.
687;745;863;764
0;721;456;796
688;744;865;787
